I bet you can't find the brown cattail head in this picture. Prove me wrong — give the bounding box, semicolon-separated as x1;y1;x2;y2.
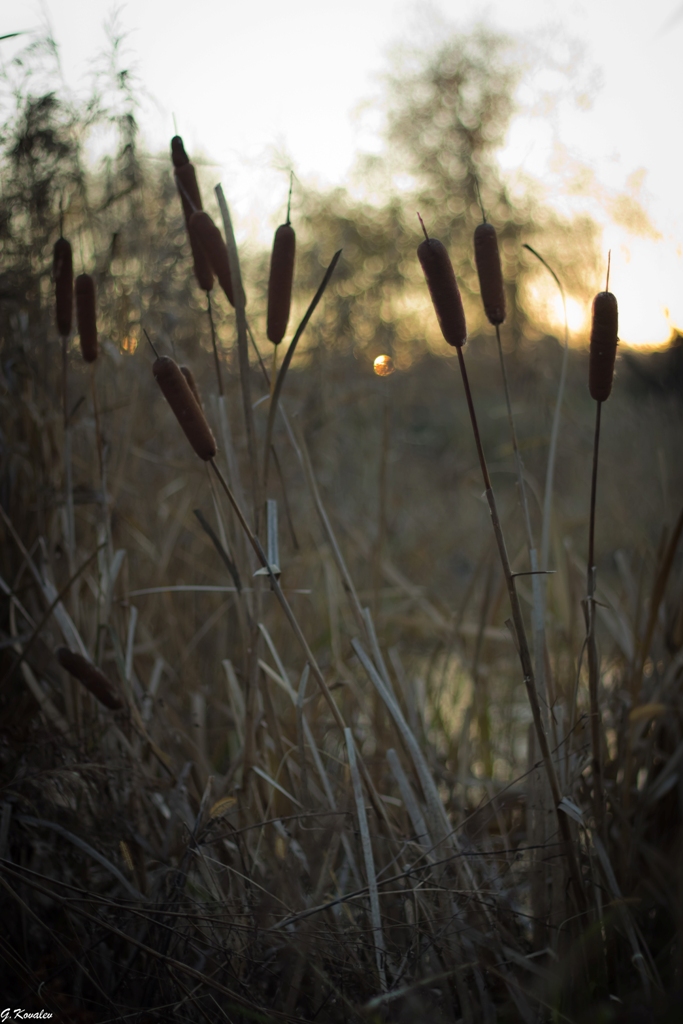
153;355;217;460
267;222;296;345
474;222;506;326
417;237;467;348
175;163;203;219
174;164;213;292
54;237;73;337
75;273;98;363
589;291;618;402
180;364;203;408
171;135;189;168
57;647;123;710
189;211;234;306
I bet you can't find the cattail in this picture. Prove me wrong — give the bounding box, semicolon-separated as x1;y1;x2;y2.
474;222;506;326
171;134;189;168
75;273;98;363
174;161;213;292
589;291;618;401
267;222;296;344
180;364;203;408
189;211;234;306
57;647;123;710
53;237;73;337
175;162;203;218
417;235;467;348
188;241;214;293
153;356;217;460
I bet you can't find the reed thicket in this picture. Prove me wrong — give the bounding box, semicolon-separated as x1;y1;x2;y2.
0;29;682;1024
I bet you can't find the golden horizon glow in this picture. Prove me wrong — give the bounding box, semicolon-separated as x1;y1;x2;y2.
524;235;683;349
17;1;683;353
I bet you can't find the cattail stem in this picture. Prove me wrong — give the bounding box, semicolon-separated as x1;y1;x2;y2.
588;401;602;580
455;344;587;912
64;426;76;572
286;171;293;225
207;291;223;396
62;336;69;430
90;367;104;494
270;345;278;402
372;391;390;622
587;399;605;836
143;328;159;359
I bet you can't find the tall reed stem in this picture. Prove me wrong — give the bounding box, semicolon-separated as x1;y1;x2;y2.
587;400;605;836
372;391;390;622
455;344;586;911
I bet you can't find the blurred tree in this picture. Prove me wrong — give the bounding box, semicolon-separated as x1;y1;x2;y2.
287;27;601;363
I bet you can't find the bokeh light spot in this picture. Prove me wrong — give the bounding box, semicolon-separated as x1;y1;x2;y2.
373;354;395;376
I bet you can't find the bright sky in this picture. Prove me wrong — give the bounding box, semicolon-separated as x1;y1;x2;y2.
7;0;683;345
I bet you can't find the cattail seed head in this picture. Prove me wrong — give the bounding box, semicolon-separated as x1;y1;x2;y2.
171;134;189;168
180;364;203;408
75;273;98;363
175;163;203;219
589;291;618;402
267;222;296;345
417;237;467;348
57;647;123;710
153;355;217;460
174;164;213;292
189;211;234;306
474;222;506;326
53;237;73;337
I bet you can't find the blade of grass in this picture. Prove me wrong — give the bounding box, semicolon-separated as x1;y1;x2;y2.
215;185;262;535
15;814;146;901
345;727;387;991
262;249;342;493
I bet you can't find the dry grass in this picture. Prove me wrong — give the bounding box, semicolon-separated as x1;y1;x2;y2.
1;33;683;1023
1;256;682;1020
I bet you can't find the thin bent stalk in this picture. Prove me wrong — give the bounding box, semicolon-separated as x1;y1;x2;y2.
262;249;342;493
455;344;586;913
522;244;571;722
215;184;262;535
493;322;548;728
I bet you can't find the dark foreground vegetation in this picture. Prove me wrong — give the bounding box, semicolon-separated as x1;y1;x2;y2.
1;25;682;1023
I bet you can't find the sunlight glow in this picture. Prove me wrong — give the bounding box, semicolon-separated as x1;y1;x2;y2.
526;236;683;348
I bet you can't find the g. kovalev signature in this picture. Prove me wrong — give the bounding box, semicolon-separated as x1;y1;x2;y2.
1;1012;53;1021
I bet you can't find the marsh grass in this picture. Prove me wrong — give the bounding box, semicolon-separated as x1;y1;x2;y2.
1;32;683;1024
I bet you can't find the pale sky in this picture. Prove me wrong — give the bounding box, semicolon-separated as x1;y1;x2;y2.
6;0;683;345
